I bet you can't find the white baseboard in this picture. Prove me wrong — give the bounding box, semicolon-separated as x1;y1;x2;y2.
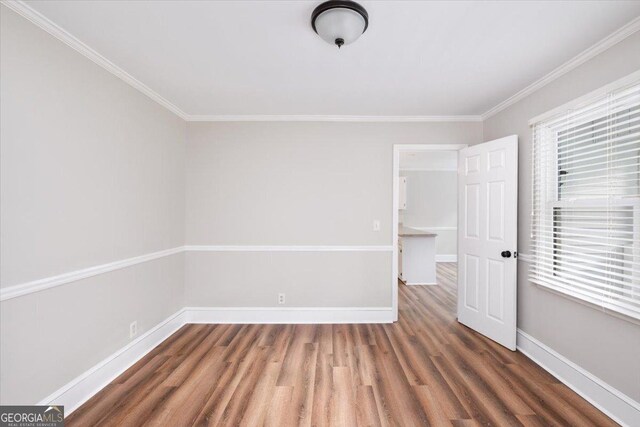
436;254;457;262
405;282;437;286
39;309;187;415
517;329;640;427
38;306;392;415
185;307;394;324
35;311;639;424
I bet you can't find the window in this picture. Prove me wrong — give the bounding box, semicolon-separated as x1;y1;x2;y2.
530;75;640;320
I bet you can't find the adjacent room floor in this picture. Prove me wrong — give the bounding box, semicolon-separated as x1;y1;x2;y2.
66;263;616;426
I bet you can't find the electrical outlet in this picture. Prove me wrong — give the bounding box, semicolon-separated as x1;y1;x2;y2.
129;321;137;339
278;293;286;305
373;220;381;232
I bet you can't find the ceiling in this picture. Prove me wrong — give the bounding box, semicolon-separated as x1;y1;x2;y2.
22;1;640;117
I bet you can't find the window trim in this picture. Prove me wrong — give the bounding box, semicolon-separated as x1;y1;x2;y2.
529;70;640;323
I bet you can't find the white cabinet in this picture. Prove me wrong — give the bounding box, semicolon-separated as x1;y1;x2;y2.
398;239;404;281
398;229;437;285
399;176;407;210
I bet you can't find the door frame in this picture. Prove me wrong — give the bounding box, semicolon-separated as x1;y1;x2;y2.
392;144;468;321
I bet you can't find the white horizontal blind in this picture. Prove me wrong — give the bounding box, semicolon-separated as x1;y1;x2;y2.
531;79;640;320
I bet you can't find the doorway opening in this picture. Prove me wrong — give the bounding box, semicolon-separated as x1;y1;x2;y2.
392;144;467;321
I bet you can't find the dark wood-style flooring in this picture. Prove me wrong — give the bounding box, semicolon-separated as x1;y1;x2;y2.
67;263;617;426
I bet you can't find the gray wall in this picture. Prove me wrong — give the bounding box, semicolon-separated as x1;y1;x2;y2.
399;170;457;255
185;122;481;306
6;0;638;410
0;6;186;404
484;31;640;401
0;6;481;403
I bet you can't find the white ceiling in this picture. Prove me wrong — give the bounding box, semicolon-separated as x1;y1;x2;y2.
23;0;640;117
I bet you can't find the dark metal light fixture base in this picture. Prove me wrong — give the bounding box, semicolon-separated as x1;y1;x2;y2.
311;0;369;48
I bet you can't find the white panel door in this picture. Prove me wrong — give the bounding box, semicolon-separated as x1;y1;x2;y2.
458;135;518;350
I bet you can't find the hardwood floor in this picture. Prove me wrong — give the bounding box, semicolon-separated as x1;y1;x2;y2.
67;263;617;426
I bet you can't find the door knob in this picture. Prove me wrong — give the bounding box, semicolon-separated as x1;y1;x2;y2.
501;250;512;258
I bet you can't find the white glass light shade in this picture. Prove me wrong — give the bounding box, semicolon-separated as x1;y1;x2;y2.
314;8;366;46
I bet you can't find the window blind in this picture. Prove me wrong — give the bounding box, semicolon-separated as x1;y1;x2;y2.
530;78;640;320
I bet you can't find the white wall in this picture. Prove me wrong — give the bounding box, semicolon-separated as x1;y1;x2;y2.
399;170;457;255
0;5;482;404
11;0;638;413
185;121;481;307
0;6;186;405
484;31;640;402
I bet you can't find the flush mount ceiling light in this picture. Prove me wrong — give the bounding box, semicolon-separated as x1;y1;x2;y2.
311;1;369;49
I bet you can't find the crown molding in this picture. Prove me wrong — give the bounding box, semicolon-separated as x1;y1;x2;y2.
2;0;189;120
2;0;481;124
481;16;640;121
185;115;482;122
6;0;639;124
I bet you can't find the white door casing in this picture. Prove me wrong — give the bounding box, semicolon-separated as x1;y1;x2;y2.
457;135;518;350
392;144;469;321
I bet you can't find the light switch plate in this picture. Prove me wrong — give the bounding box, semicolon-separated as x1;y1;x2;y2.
373;220;381;232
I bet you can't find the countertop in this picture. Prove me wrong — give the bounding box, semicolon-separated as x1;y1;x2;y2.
398;226;438;237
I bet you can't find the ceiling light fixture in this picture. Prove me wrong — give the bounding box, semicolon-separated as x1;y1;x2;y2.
311;1;369;49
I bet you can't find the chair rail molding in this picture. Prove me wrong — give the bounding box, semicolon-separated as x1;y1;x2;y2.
186;115;482;122
1;245;394;301
184;245;393;252
0;247;184;301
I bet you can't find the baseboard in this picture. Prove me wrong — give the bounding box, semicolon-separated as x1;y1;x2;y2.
436;254;457;262
36;313;638;423
517;329;640;426
185;306;394;324
38;305;392;415
39;309;187;415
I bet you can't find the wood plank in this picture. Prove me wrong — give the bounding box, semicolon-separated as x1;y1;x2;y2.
66;263;617;427
310;351;333;427
264;386;293;427
355;385;382;427
331;366;357;426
